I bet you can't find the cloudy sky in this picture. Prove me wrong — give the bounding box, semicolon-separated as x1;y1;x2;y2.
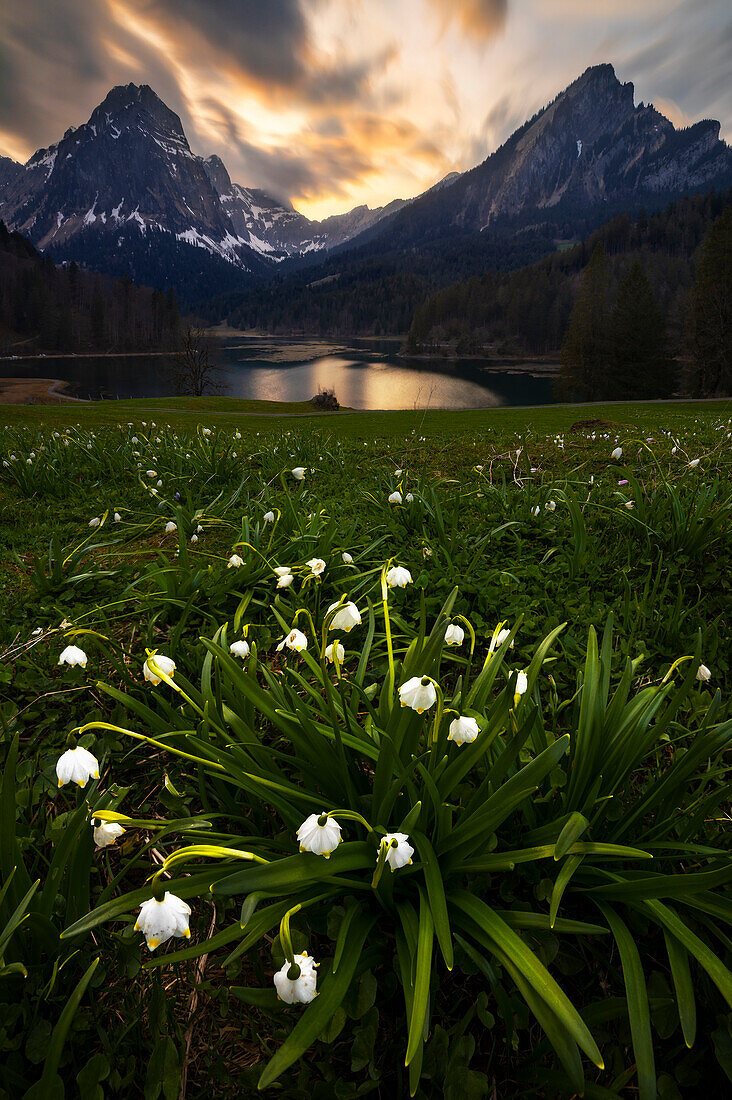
1;0;730;219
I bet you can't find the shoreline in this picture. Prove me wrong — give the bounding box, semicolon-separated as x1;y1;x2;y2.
0;377;89;404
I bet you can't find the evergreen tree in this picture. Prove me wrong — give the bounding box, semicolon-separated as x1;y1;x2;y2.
560;243;611;399
611;261;673;398
686;209;731;396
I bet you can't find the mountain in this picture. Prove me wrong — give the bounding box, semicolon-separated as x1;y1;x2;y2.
0;83;423;300
207;64;732;335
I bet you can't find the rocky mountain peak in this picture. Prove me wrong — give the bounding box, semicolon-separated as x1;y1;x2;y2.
88;82;189;145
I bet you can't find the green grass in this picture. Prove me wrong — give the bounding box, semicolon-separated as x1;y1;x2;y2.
1;396;730;1098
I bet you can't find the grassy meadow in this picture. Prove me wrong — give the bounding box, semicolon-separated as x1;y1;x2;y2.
1;396;731;1099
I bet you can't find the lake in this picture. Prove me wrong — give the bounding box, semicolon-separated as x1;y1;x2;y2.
2;336;558;410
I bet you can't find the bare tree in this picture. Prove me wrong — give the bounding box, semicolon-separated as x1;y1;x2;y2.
169;327;222;396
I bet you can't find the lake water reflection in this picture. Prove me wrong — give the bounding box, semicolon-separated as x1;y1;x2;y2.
2;337;557;409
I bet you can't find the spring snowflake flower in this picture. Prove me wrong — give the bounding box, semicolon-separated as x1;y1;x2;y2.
143;654;176;685
135;893;191;951
545;500;556;512
274;952;318;1004
448;715;480;745
227;554;244;568
399;676;437;713
277;629;308;653
263;511;275;523
515;670;529;696
386;565;412;588
327;601;361;631
444;624;464;646
146;470;157;478
165;521;177;534
306;557;326;576
92;819;125;848
696;663;711;682
89;516;101;527
114;512;121;522
342;552;353;564
277;572;294;588
229;640;250;658
406;493;414;503
381;832;414;871
291;466;306;480
56;746;99;788
490;627;513;652
688;458;700;468
388;490;402;504
611;447;623;460
325;641;345;664
59;644;88;668
297;813;342;857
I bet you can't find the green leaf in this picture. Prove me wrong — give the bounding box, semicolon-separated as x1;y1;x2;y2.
413;831;453;970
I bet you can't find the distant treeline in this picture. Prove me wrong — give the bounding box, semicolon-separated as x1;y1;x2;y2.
406;190;731;368
0;221;181;354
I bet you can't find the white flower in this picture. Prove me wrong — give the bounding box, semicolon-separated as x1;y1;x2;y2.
515;670;528;696
263;511;275;523
190;534;199;543
388;490;402;504
92;819;125;848
386;565;412;588
688;458;700;468
59;644;88;668
533;505;540;516
230;640;250;658
165;521;177;534
325;641;345;663
277;629;308;652
135;892;191;951
274;952;318;1004
545;500;556;512
399;676;437;713
143;653;176;685
274;566;291;576
444;624;464;646
277;572;294;588
56;746;99;788
490;627;513;652
696;663;711;682
448;715;480;745
146;470;157;478
611;447;623;460
382;832;414;871
406;493;414;503
342;552;353;564
291;466;306;480
394;468;402;476
114;512;121;522
327;601;361;631
306;557;326;576
227;554;244;568
297;813;342;857
89;516;101;527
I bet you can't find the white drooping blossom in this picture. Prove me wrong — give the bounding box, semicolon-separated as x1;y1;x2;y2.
89;516;101;527
274;952;318;1004
306;557;326;576
274;566;292;577
342;552;353;564
611;447;623;460
545;500;556;512
325;641;345;664
296;813;342;857
146;470;157;478
406;493;414;503
688;458;700;468
448;715;480;745
291;466;306;480
263;511;275;523
444;624;464;646
490;627;514;653
277;629;308;653
56;746;99;788
143;653;177;685
399;676;437;713
92;819;125;848
135;893;191;951
114;512;121;522
165;521;177;534
696;663;711;682
59;645;88;668
327;601;361;631
386;565;412;588
388;490;402;504
229;640;250;658
381;832;414;871
277;572;294;588
515;670;529;696
227;554;244;568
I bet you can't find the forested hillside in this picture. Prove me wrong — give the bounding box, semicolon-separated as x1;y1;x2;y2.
0;222;181;354
406;190;731;360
